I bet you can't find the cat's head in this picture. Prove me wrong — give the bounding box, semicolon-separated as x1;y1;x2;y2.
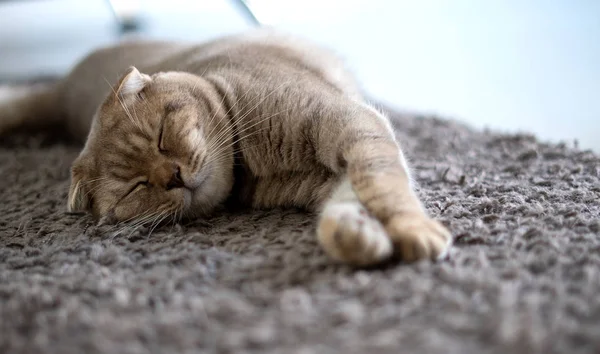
67;67;235;223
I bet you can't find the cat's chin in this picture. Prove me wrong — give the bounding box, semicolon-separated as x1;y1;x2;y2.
186;185;223;217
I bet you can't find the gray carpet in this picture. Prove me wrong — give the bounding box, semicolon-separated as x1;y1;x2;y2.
1;103;599;354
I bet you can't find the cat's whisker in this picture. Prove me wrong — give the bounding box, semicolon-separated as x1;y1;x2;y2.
121;99;142;132
109;213;148;236
79;180;111;200
134;204;174;227
204;139;271;169
205;80;290;151
204;81;235;140
205;102;269;153
173;206;184;225
203;129;272;168
103;76;117;95
203;110;288;167
124;223;146;239
147;210;170;238
214;104;290;149
81;176;112;185
102;199;180;239
126;210;156;228
105;76;144;132
81;176;111;189
107;206;159;235
230;80;291;127
230;108;289;138
168;210;178;228
204;132;271;169
121;211;161;239
62;176;112;206
228;89;290;131
204;108;289;164
82;179;116;201
129;97;144;132
204;71;257;140
111;206;168;239
128;218;154;235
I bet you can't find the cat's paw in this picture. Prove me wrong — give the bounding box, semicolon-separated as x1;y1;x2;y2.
385;213;452;263
317;202;393;266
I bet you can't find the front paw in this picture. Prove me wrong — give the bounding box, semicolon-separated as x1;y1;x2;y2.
317;202;393;266
385;213;452;263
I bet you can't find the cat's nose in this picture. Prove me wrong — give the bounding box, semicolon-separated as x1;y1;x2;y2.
165;164;185;190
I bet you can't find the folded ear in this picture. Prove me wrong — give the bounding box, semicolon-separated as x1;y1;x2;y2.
67;160;92;212
115;66;151;98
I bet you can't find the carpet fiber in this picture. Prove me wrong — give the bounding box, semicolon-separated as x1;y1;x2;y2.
1;104;599;354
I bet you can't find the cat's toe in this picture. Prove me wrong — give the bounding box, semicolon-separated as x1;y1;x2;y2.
318;202;393;266
385;213;452;263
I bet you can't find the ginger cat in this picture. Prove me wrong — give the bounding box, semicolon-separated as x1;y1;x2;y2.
0;30;452;266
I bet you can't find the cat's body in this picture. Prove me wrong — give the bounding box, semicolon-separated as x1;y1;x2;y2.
0;30;452;266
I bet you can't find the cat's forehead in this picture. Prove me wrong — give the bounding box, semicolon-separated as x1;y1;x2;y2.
136;87;193;114
97;71;201;135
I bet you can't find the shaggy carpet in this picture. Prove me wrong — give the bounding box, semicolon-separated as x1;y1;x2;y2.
1;96;599;354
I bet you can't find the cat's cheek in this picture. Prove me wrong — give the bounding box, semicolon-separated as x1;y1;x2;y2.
112;205;134;223
112;194;156;222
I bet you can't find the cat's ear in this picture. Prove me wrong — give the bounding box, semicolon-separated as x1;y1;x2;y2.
115;66;151;97
67;161;92;212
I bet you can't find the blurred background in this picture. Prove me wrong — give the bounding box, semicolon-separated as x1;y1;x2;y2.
0;0;598;151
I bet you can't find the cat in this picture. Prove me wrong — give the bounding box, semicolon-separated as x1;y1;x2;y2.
0;30;452;266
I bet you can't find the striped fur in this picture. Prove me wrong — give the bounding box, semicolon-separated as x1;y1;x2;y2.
0;29;452;266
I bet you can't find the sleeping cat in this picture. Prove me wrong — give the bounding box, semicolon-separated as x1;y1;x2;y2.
0;30;452;266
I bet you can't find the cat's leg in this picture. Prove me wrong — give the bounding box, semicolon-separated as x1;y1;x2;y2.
316;103;452;265
317;176;393;266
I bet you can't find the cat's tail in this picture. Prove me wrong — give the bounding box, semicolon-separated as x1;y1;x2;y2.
0;82;64;135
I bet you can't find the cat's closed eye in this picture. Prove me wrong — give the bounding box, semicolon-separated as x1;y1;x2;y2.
158;123;167;153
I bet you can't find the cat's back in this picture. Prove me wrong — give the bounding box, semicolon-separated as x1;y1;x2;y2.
161;29;360;96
